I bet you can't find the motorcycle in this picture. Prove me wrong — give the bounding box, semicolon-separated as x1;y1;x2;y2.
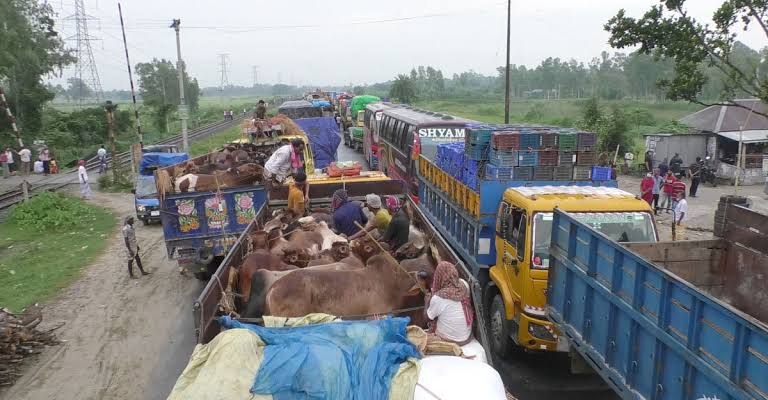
700;157;717;187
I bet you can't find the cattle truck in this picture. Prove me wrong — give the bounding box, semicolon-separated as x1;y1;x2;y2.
416;144;658;359
193;178;494;364
547;204;768;399
155;134;317;281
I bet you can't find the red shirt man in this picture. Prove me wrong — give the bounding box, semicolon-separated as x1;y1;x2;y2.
672;180;686;199
663;172;677;194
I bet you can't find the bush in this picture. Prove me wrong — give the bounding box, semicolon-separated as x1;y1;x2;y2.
98;173;133;193
8;192;102;231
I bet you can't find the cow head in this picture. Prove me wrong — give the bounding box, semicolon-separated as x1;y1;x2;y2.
282;248;311;268
394;240;425;260
330;241;350;261
249;230;268;251
350;236;388;263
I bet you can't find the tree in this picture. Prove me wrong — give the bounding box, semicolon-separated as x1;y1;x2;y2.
136;59;201;133
66;78;93;102
605;0;768;116
352;85;366;95
0;0;74;138
580;97;603;130
389;74;417;104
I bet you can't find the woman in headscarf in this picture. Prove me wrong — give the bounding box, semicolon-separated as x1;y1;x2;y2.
331;188;367;237
77;160;91;200
425;261;473;345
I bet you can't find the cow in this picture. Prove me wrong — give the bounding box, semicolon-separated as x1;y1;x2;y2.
243;254;364;318
307;242;350;266
175;163;263;192
349;235;389;263
264;253;435;319
237;250;298;308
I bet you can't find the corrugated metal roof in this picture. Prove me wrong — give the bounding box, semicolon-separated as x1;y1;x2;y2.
716;130;768;143
680;99;768;133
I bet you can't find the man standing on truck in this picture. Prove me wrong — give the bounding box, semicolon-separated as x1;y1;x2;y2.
287;172;307;217
674;192;688;241
123;216;149;279
264;139;306;193
255;100;267;120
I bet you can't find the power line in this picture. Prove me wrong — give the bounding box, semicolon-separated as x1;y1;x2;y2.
218;53;230;91
64;0;104;105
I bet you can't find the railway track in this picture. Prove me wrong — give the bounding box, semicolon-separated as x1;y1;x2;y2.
0;116;244;212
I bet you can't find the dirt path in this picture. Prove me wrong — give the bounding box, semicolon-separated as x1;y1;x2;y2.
2;192;201;400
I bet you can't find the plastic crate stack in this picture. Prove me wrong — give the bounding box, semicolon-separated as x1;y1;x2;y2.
464;124;493;161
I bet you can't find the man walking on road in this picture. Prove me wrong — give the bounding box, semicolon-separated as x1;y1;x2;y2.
97;145;108;174
674;192;688;241
18;146;31;177
77;160;91;200
688;156;702;197
123;216;149;279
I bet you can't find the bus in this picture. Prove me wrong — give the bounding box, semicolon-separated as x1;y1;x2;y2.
362;102;397;169
377;107;474;199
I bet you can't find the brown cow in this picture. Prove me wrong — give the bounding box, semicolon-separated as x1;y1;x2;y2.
264;254;434;319
237;250;298;308
306;242;350;266
243;255;364;318
175;163;263;192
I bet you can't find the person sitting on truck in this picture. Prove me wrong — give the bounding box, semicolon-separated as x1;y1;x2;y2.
264;139;306;189
381;196;411;251
331;189;367;237
255;100;267;120
424;261;473;345
287;172;307;218
349;194;390;240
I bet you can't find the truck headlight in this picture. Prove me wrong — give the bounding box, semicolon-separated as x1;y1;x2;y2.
137;205;146;212
528;322;556;341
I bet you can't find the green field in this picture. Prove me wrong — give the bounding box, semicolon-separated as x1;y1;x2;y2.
0;196;116;312
188;125;243;157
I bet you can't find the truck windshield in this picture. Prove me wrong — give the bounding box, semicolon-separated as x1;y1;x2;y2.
135;177;158;198
532;212;656;269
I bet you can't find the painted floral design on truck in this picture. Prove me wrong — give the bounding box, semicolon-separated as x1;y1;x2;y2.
176;199;199;232
205;195;229;231
234;192;256;225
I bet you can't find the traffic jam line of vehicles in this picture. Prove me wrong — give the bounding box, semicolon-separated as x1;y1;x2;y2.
154;95;766;399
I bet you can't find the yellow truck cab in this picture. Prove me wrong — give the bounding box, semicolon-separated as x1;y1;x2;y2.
489;186;657;355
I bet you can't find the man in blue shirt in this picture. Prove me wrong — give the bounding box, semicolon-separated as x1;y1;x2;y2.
331;189;367;237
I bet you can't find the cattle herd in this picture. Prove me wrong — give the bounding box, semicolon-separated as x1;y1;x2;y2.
157;143;280;194
225;209;437;326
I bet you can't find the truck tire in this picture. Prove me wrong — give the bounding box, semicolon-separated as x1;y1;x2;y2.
490;294;513;358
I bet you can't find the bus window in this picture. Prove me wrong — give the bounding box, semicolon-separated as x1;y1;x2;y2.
399;123;411;151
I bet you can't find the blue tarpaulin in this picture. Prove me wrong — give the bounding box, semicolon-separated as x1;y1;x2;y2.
219;316;420;400
293;117;341;170
139;152;189;176
312;100;331;108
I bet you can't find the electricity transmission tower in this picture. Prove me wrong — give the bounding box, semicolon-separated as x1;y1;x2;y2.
252;65;259;87
218;54;230;91
65;0;103;105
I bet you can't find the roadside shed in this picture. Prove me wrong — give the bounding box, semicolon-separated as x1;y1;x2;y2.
679;99;768;185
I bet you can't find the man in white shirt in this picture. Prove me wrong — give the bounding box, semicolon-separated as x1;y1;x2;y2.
97;145;107;174
674;192;688;241
264;139;305;188
18;146;31;176
78;160;91;200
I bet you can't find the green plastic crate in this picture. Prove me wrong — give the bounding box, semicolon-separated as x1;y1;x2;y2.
558;133;577;150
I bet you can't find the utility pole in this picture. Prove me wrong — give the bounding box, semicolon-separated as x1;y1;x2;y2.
218;53;230;91
504;0;511;124
170;19;189;153
104;101;119;182
118;3;143;147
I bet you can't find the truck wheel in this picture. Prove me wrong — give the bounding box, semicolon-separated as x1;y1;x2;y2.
490;294;512;358
141;218;148;226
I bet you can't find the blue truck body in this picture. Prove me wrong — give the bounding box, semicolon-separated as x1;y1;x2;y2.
134;152;189;224
547;208;768;400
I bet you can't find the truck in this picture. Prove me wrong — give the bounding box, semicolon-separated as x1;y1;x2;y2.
133;148;189;225
546;204;768;399
416;135;658;357
155;134;315;280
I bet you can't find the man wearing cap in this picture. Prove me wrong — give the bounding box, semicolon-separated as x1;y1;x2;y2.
349;194;391;240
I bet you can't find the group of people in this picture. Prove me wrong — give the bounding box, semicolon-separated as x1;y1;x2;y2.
0;145;49;178
640;167;690;240
223;110;236;121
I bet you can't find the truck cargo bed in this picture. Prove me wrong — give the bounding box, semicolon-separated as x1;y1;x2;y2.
547;206;768;400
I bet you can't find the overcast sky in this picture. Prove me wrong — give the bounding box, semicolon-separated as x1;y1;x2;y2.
49;0;768;91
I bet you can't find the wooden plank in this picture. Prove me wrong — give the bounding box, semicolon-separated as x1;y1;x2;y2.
722;247;768;324
724;224;768;254
725;205;768;237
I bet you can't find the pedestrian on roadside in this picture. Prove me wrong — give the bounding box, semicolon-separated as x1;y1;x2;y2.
687;156;702;197
39;147;50;176
97;145;108;174
660;170;677;213
18;146;31;177
673;192;688;241
640;173;654;206
651;168;664;215
4;147;15;175
77;160;91;200
0;151;8;179
123;216;149;279
644;149;654;172
658;158;669;177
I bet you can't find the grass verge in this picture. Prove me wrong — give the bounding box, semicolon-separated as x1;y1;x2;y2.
189;125;243;157
0;194;116;312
